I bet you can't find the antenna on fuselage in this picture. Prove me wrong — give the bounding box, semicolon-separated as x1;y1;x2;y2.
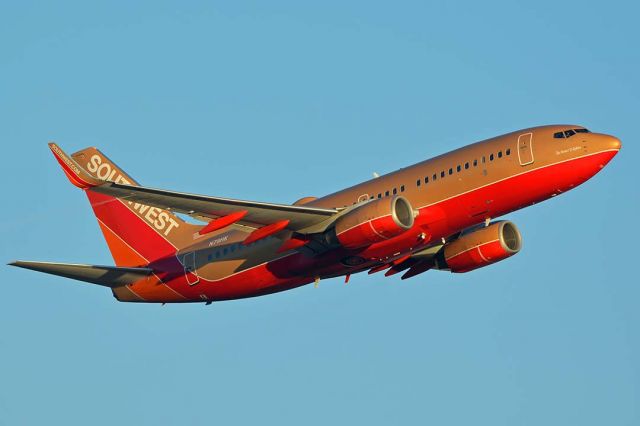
373;172;380;178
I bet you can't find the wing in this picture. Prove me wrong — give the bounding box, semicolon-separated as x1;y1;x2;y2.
49;143;339;233
90;182;338;231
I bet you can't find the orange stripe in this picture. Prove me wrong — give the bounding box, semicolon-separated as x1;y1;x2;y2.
97;221;148;267
127;276;186;302
97;221;187;302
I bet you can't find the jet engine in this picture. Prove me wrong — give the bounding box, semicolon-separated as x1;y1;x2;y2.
436;221;522;273
332;196;415;249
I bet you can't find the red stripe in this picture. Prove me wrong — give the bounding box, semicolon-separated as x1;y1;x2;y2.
51;150;95;188
86;191;175;260
61;168;90;189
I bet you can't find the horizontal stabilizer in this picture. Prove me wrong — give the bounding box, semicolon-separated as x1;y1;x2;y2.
9;261;153;288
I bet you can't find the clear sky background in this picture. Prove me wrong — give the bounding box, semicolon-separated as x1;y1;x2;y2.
1;1;638;425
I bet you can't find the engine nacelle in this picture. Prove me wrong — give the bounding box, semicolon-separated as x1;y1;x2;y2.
333;196;415;249
437;221;522;273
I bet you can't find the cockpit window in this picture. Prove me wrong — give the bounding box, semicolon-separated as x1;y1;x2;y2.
554;128;590;139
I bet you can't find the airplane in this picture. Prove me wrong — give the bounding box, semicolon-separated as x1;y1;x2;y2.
9;125;621;304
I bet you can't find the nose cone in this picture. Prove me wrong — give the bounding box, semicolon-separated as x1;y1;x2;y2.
605;135;622;151
592;134;621;172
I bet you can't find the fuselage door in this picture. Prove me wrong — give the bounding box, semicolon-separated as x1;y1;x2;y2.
517;133;534;166
182;252;200;286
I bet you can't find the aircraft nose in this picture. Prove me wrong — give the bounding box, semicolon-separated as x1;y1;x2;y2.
604;135;622;151
610;136;622;150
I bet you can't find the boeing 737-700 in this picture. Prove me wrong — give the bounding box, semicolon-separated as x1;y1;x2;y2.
10;125;621;303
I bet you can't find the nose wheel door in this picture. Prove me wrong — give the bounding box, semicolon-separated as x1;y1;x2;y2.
517;132;534;166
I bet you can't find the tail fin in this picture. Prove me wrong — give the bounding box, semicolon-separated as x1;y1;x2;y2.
50;144;201;267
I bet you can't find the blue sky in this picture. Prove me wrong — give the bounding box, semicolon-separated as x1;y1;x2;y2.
1;1;638;425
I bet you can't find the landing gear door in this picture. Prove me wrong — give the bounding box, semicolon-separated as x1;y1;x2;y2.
518;133;534;166
182;252;200;286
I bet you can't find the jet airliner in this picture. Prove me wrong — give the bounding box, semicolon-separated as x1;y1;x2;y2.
10;125;621;303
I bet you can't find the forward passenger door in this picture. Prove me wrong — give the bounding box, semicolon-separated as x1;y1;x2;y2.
517;133;534;166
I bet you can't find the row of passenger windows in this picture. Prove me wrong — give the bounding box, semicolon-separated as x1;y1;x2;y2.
207;243;241;261
365;147;512;201
372;184;407;199
205;237;273;262
415;148;511;188
553;128;590;138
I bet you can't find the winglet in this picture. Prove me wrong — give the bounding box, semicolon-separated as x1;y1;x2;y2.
48;142;103;189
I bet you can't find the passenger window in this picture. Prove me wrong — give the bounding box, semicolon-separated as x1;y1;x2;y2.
400;185;405;192
498;151;502;158
433;173;437;181
456;165;461;172
441;171;445;178
416;179;421;187
425;176;429;184
490;154;494;161
482;156;486;163
465;162;469;169
378;193;382;198
392;188;397;195
448;168;453;175
473;159;478;167
385;190;389;197
506;148;511;156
